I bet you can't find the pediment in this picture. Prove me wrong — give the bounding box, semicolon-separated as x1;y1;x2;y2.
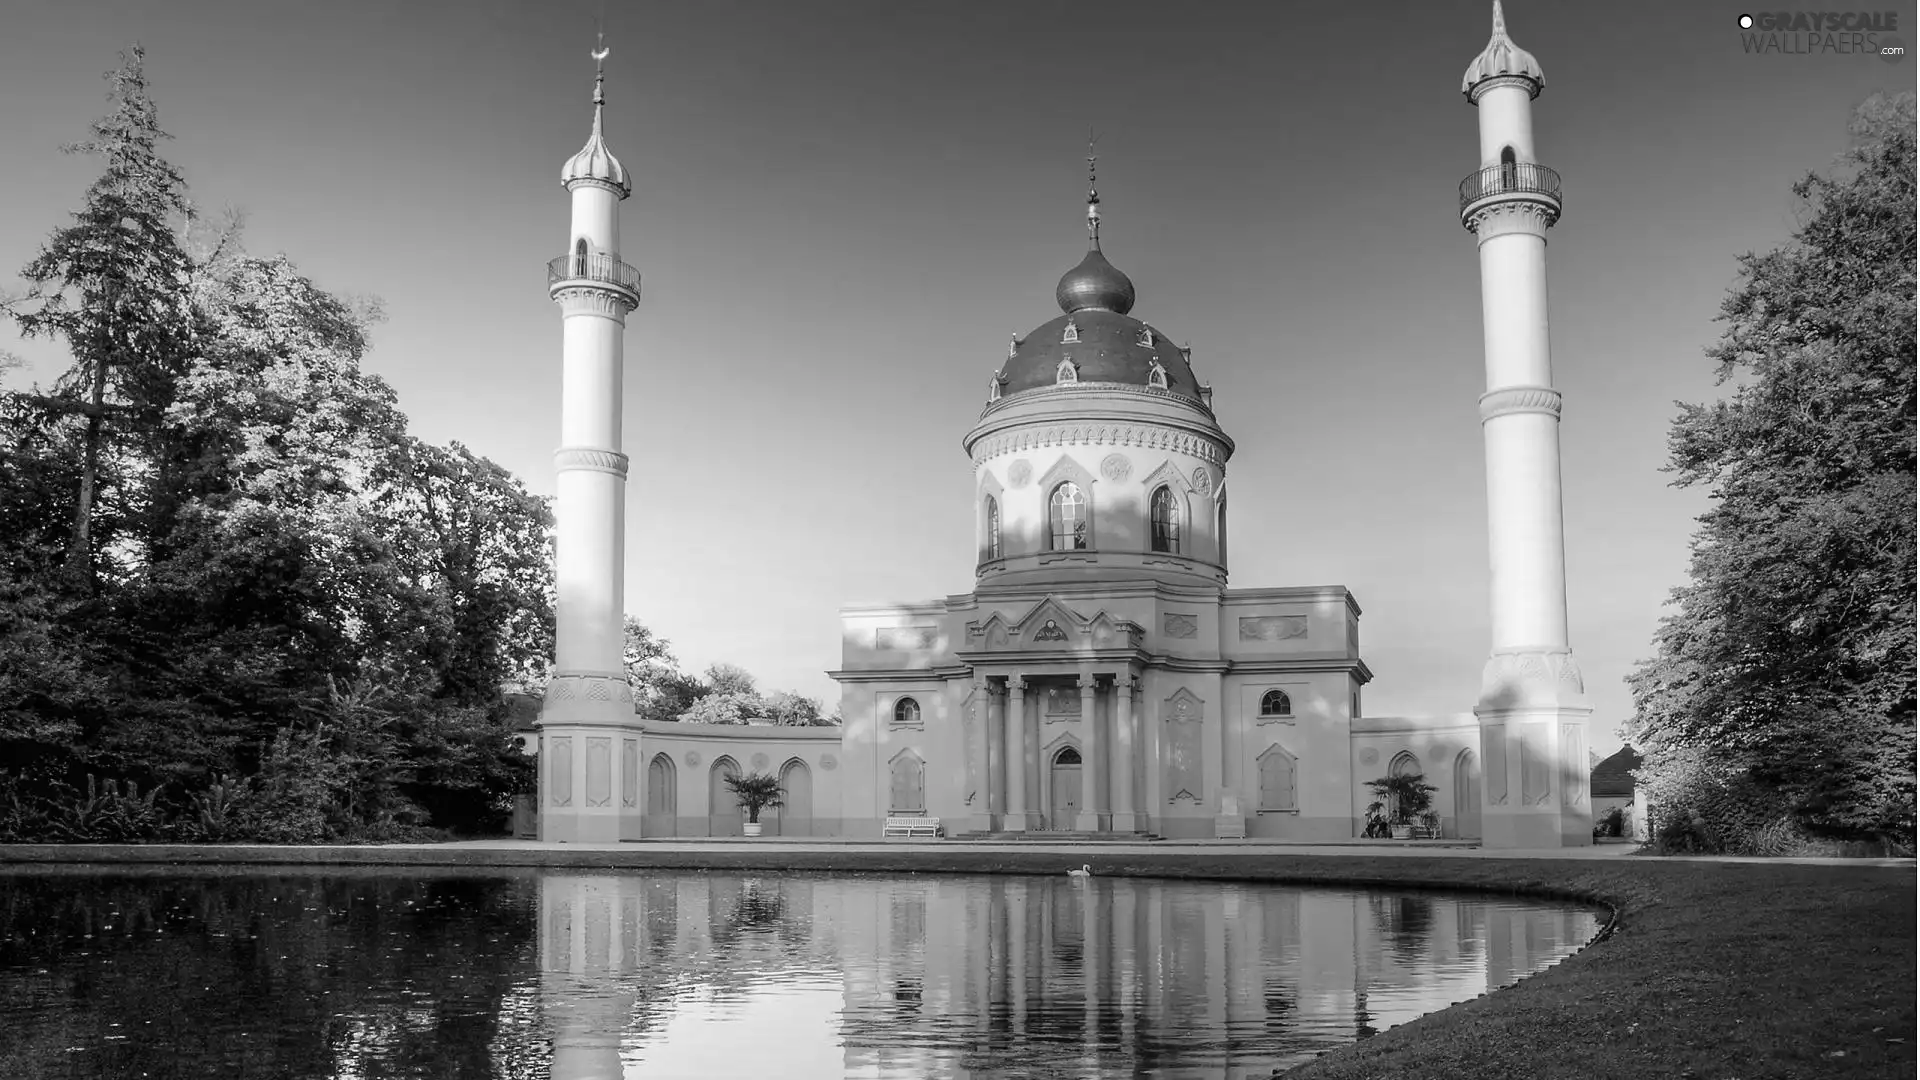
964;612;1014;650
964;595;1145;654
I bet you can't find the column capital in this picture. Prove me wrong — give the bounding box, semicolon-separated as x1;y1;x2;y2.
1009;677;1027;694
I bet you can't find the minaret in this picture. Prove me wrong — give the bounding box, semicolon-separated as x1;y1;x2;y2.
539;43;645;843
1459;1;1591;848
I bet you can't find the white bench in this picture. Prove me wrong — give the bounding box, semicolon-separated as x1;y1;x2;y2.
883;816;942;839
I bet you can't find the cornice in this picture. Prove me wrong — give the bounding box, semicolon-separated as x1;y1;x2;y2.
966;420;1232;468
551;284;638;317
1464;197;1559;238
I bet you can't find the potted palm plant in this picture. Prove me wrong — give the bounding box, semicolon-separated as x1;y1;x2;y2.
1365;772;1438;840
724;771;785;837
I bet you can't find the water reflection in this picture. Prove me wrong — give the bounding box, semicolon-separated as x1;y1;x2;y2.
529;873;1597;1079
0;868;1597;1079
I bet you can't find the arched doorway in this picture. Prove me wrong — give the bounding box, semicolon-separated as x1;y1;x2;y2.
646;752;677;837
1049;745;1082;830
889;751;925;815
777;758;813;837
709;756;742;837
1455;750;1482;839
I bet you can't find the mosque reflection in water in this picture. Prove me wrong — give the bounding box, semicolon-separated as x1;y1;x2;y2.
520;872;1596;1079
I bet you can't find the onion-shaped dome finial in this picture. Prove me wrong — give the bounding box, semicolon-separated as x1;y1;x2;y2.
1461;0;1545;100
562;43;632;195
1053;141;1136;314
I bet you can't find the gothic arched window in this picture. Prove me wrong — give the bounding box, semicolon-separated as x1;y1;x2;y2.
1150;486;1180;553
1260;689;1292;718
984;496;1002;561
1049;482;1089;551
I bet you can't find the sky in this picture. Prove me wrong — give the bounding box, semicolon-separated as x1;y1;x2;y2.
1;1;1911;756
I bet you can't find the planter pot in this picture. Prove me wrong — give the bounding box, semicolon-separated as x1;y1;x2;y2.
743;822;763;838
1390;824;1413;840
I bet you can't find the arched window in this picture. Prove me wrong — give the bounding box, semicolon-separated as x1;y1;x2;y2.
1049;482;1089;550
1147;361;1168;390
573;237;589;276
1149;486;1180;553
1259;689;1292;718
1499;145;1517;190
984;496;1002;560
1054;745;1082;766
893;697;921;726
1056;358;1078;384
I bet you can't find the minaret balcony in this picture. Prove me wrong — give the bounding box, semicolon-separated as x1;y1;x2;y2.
1458;162;1561;228
547;253;642;306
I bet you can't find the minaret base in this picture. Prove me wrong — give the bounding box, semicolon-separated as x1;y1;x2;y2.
1474;649;1594;850
537;718;648;844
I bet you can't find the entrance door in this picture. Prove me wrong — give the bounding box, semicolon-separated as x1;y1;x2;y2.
1455;750;1482;839
1050;747;1082;830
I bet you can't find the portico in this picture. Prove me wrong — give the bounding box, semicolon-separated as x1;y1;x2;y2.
963;665;1145;834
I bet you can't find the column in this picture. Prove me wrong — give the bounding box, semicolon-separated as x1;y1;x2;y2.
1005;678;1028;831
1077;670;1101;832
972;674;996;834
1110;673;1139;833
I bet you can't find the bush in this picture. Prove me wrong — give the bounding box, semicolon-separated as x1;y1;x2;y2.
1593;806;1627;839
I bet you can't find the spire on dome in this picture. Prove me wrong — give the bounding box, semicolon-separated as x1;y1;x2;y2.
1053;134;1135;315
1085;130;1102;251
562;37;632;196
1461;0;1545;101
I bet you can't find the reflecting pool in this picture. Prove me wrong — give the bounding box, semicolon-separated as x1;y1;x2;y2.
0;867;1598;1078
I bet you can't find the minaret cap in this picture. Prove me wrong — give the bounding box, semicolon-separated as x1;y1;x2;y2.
562;44;632;196
1461;1;1545;100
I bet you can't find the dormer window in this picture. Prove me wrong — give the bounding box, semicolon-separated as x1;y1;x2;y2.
988;374;1002;401
1062;319;1080;344
1137;326;1154;347
1147;360;1168;390
1007;334;1020;359
1056;358;1078;384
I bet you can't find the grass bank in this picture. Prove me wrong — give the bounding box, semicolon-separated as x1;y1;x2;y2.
1;844;1912;1079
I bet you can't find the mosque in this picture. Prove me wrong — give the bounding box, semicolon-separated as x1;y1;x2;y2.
531;2;1593;848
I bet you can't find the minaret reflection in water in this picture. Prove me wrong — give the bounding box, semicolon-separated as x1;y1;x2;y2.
531;873;1597;1079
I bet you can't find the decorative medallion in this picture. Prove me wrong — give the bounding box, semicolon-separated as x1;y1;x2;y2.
1162;613;1198;640
821;754;838;771
1359;747;1379;766
1191;467;1213;496
1008;460;1033;488
684;751;701;767
751;752;769;770
1099;453;1132;482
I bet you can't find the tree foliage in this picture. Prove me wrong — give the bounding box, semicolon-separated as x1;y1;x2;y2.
0;47;549;842
1626;92;1917;850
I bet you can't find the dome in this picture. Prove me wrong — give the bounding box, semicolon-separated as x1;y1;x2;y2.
1461;0;1544;99
998;309;1204;400
1055;247;1136;315
562;72;632;195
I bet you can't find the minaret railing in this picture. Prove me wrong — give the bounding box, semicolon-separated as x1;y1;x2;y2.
1457;162;1562;215
548;252;643;296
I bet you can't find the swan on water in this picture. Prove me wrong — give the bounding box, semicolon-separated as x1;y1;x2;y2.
1067;865;1092;878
